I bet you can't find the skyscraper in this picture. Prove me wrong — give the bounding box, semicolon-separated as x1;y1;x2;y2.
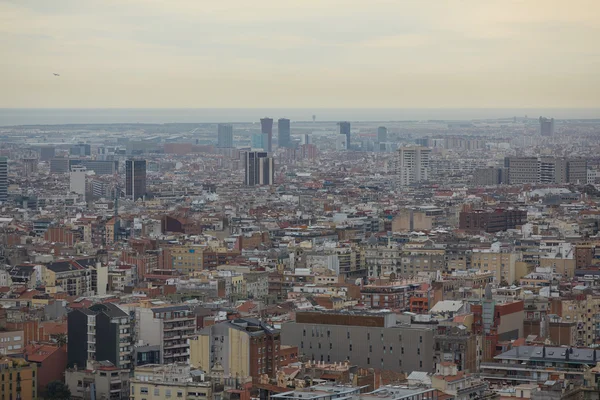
244;151;274;186
539;117;555;136
217;124;234;148
278;118;291;148
260;117;274;152
0;157;7;203
339;121;351;150
126;159;147;200
396;146;431;186
39;146;55;161
377;126;388;143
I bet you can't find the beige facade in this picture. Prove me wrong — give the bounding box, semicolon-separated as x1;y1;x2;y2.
0;330;24;355
392;210;432;232
130;364;212;400
169;245;204;273
472;251;518;284
540;256;575;278
559;295;600;346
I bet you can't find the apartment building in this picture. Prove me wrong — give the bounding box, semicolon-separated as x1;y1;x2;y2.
68;303;132;370
281;311;435;373
134;305;196;364
66;360;130;400
130;363;213;400
471;249;519;284
552;294;600;347
192;318;295;379
396;146;431;186
0;358;37;400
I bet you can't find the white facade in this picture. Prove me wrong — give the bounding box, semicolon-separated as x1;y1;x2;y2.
396;147;431;186
70;165;87;197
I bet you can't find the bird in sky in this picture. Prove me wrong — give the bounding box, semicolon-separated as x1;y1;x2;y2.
53;73;60;76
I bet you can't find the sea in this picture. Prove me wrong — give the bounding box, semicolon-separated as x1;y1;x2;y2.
1;108;599;126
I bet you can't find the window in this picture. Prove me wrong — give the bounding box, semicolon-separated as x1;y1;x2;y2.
349;344;352;351
177;391;183;398
12;336;20;341
154;388;160;396
329;343;332;350
419;336;422;343
401;347;404;354
369;345;372;353
420;361;423;368
347;332;350;339
367;333;370;340
417;348;420;355
367;358;370;364
165;389;172;397
140;387;149;395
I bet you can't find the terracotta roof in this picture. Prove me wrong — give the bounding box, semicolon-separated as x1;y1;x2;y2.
42;321;67;336
23;344;62;363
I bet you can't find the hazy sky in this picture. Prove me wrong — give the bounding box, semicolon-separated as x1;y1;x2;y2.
1;0;599;108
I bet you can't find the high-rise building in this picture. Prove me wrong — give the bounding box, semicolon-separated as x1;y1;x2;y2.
0;157;7;203
260;117;273;152
39;146;55;161
126;159;147;200
252;133;267;150
339;121;351;150
70;143;91;156
278;118;291;148
396;146;431;186
23;158;38;176
244;151;274;186
217;124;234;148
539;116;555;136
70;165;87;198
67;303;133;370
377;126;388;143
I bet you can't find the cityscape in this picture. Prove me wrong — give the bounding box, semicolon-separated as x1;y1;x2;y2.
2;1;600;399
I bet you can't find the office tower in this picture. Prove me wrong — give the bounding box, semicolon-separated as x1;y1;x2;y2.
377;126;388;143
81;160;119;175
70;165;87;198
396;146;431;186
539;117;555;136
567;158;588;184
217;124;234;148
70;143;91;156
260;117;274;152
67;303;133;370
39;146;55;161
278;118;291;148
0;157;7;203
252;133;267;150
126;159;147;200
339;121;351;150
244;151;274;186
473;167;505;186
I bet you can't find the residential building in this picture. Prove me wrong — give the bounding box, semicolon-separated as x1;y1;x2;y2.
281;310;435;373
192;318;295;379
39;146;55;161
133;305;196;364
130;363;213;400
459;207;527;234
66;360;130;400
23;343;68;394
377;126;387;143
473;167;505;186
70;165;87;197
396;147;431;186
471;249;519;284
0;357;37;400
431;362;488;400
67;303;133;369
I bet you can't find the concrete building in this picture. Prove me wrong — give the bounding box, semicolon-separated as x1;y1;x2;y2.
81;160;119;175
133;305;196;364
396;147;431;186
67;303;133;370
192;318;296;380
504;157;539;184
66;360;130;399
217;123;234;148
473;167;505;186
39;145;55;161
472;249;519;284
281;311;435;373
392;209;432;232
244;151;274;186
130;363;213;400
70;165;87;198
459;207;527;234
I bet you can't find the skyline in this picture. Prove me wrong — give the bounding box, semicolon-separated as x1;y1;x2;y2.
1;0;599;109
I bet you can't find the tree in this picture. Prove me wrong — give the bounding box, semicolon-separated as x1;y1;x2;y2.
50;333;67;347
45;381;71;400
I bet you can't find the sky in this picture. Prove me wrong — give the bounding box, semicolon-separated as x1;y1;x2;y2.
1;0;599;109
